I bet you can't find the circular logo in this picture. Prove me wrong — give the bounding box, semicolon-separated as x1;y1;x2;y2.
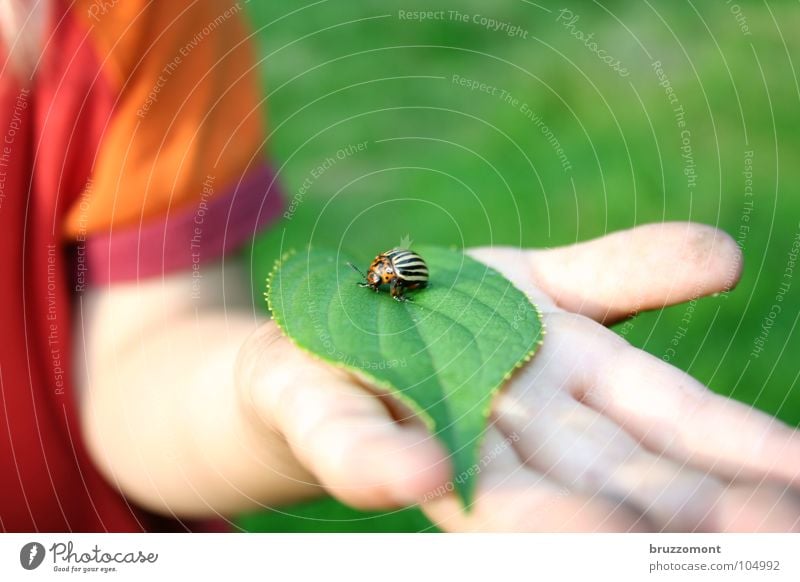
19;542;46;570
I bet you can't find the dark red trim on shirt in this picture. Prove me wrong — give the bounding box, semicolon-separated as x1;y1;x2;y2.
84;163;284;284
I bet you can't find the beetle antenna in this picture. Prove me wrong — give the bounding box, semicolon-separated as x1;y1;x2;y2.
347;262;367;279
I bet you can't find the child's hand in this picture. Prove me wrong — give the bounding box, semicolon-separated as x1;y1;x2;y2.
424;223;800;531
239;222;800;530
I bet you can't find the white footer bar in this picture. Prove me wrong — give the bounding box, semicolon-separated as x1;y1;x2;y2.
1;533;797;581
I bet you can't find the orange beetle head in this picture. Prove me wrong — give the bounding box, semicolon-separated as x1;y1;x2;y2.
368;256;395;286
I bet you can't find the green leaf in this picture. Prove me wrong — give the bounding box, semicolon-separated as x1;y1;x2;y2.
266;246;544;506
237;497;440;533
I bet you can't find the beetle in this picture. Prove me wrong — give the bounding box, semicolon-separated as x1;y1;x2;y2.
348;248;429;302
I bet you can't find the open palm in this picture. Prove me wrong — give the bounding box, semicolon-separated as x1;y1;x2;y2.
421;222;800;531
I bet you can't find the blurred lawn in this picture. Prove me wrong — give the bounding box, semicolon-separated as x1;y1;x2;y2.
237;0;800;531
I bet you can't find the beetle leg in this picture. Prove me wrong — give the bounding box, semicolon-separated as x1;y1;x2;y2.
391;280;411;302
392;291;410;302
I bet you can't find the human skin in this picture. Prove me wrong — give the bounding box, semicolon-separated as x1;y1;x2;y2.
77;222;800;531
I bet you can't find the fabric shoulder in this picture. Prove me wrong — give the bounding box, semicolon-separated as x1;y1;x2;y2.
64;0;271;239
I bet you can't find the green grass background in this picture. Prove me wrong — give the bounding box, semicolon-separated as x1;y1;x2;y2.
236;0;800;531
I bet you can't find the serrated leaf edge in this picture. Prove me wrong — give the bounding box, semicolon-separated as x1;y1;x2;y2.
265;247;547;509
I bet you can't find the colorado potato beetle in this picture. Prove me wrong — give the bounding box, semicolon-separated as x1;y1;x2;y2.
348;248;429;302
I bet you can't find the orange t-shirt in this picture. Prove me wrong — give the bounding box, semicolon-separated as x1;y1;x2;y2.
0;0;282;531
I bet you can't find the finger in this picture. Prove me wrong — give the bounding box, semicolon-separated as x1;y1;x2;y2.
473;222;743;324
539;312;800;488
493;389;726;532
250;334;450;509
593;345;800;487
421;426;647;532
